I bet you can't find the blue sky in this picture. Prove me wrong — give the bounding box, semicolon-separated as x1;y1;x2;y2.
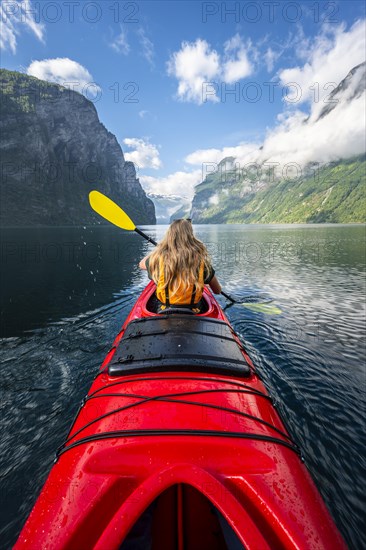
1;0;365;198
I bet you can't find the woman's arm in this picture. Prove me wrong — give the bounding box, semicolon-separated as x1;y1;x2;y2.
208;275;222;294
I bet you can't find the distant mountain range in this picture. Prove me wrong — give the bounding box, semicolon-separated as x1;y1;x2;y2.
147;193;190;224
0;69;155;226
170;203;191;222
190;62;366;224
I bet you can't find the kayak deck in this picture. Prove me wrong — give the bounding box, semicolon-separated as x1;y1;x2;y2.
15;282;346;549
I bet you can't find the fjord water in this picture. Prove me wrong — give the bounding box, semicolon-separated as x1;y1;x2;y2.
1;224;365;549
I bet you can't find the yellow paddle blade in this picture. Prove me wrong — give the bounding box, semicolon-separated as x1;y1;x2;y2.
89;190;136;230
242;303;282;315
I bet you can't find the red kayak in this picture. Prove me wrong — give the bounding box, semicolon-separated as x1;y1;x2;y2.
15;281;346;549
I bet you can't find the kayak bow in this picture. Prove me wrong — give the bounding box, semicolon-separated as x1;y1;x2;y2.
15;282;346;549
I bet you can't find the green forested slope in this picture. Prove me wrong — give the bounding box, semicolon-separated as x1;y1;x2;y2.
191;156;366;223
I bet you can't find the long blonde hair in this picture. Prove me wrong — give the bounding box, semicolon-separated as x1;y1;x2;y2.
148;220;211;297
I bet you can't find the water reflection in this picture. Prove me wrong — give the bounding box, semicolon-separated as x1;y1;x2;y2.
1;226;151;336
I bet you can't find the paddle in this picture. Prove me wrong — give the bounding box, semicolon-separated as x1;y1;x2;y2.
89;190;282;315
221;291;281;315
89;190;158;246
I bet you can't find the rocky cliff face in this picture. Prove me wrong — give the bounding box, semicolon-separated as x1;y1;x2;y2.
0;69;155;226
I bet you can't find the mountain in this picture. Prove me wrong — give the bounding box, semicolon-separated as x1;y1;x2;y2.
148;193;190;224
170;203;191;222
191;155;365;223
315;61;366;121
191;63;366;224
0;69;155;226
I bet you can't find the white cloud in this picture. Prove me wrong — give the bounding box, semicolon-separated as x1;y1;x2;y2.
279;19;366;105
123;138;162;170
209;194;219;206
138;28;155;67
109;25;130;55
258;73;366;169
0;0;45;53
139;110;148;118
185;143;259;166
26;58;101;97
167;35;256;104
139;169;202;198
167;39;220;104
222;34;253;83
264;47;279;72
0;16;17;54
21;0;44;42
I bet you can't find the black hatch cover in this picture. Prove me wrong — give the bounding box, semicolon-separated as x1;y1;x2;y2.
109;315;251;377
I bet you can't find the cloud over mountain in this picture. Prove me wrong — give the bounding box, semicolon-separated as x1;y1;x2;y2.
139;169;202;198
279;19;366;107
186;18;366;175
26;58;101;98
123;138;162;170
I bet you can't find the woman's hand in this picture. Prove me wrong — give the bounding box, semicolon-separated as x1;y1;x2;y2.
139;255;149;270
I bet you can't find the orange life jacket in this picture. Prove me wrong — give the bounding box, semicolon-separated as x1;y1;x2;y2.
156;257;205;309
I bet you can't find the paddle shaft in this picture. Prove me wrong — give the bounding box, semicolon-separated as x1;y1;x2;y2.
220;290;236;303
134;227;158;246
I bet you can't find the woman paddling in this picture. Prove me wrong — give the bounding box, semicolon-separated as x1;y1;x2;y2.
139;219;222;312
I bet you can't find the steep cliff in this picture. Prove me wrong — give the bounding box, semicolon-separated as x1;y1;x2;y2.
0;69;155;226
315;61;366;121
